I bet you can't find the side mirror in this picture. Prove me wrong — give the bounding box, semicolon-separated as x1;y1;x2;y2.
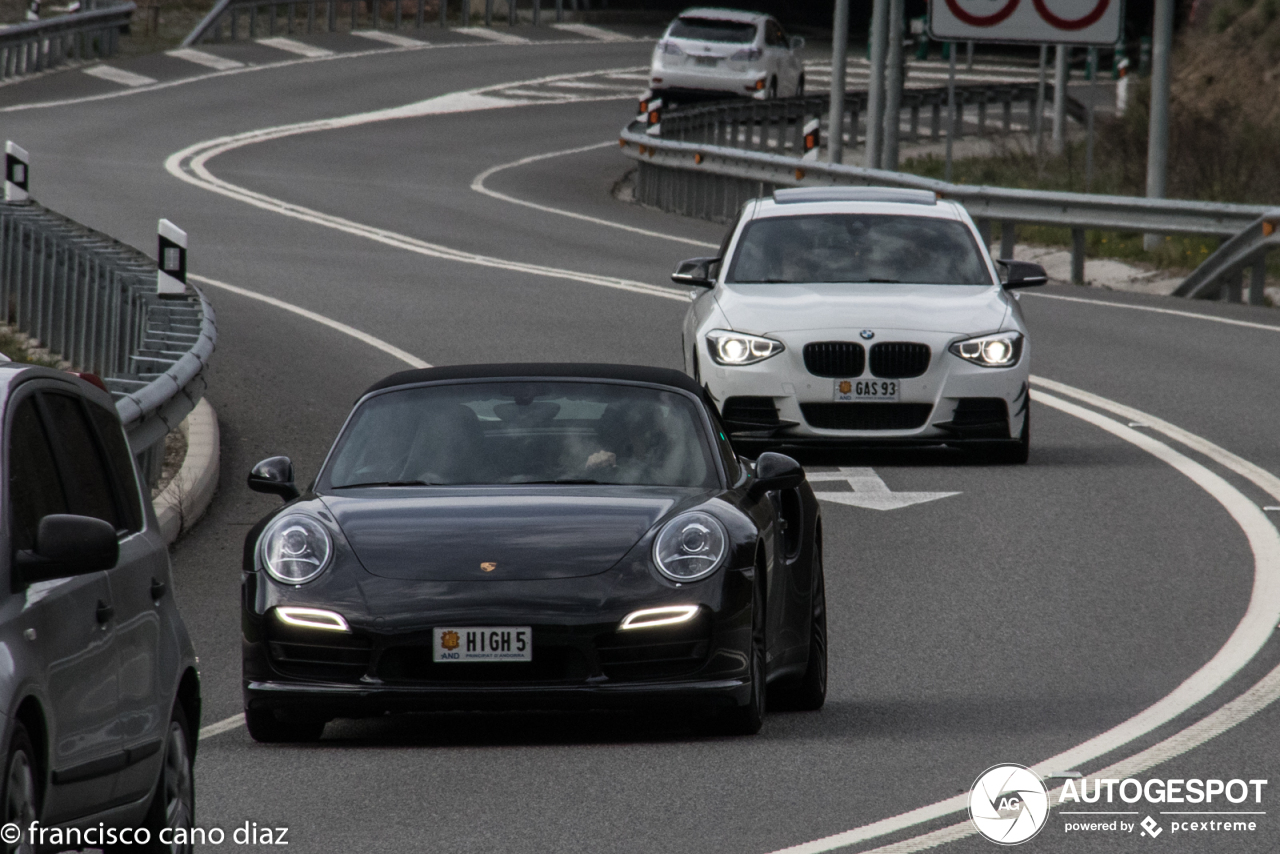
997;259;1048;289
671;257;720;289
790;35;805;51
15;514;118;585
248;456;300;502
749;452;805;498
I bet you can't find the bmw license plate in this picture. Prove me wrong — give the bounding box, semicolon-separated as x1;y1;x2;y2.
433;627;532;662
834;379;899;402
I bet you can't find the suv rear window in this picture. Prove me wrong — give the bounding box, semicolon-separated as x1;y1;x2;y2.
669;17;757;43
726;214;995;286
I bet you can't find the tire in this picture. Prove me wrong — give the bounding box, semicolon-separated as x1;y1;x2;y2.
245;707;326;744
766;78;778;100
985;402;1030;465
2;722;39;854
704;570;766;736
796;74;805;97
123;705;195;854
771;540;827;711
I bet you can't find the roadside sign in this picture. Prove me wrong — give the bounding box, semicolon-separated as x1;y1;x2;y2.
929;0;1123;45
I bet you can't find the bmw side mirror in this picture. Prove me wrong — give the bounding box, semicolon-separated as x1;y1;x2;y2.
15;514;119;585
790;35;805;50
749;452;805;498
997;259;1048;289
671;257;720;289
249;456;300;502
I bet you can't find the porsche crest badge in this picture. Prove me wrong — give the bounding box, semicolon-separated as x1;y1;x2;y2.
480;562;497;572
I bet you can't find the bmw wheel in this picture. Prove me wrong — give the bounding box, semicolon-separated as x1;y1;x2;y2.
2;723;38;854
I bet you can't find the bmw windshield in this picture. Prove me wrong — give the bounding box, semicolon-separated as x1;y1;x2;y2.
725;214;995;286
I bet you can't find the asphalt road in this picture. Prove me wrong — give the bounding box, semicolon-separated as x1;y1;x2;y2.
4;28;1279;854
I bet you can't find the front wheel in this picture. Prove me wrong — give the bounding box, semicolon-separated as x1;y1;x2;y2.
130;705;195;854
707;571;766;736
2;722;39;854
772;541;827;711
985;402;1030;465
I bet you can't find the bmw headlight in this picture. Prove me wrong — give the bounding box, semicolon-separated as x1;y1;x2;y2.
259;514;332;585
949;332;1023;368
707;329;784;366
653;511;728;582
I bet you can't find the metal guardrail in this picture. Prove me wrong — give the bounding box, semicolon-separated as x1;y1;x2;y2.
621;111;1273;302
184;0;566;45
0;200;216;484
661;84;1083;155
1173;213;1280;302
0;2;135;82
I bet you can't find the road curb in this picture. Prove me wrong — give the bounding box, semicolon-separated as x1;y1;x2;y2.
153;399;220;545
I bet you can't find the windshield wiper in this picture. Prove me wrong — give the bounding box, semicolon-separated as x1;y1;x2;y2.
331;480;441;488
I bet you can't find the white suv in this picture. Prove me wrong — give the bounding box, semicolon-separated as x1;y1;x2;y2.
650;8;804;101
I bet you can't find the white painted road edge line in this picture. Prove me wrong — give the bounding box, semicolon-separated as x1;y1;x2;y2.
166;70;687;304
1025;291;1280;333
768;385;1280;854
549;23;634;42
471;141;720;250
189;274;430;368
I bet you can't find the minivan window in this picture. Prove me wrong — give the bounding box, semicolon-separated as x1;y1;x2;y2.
9;398;67;552
669;17;758;43
726;214;995;286
42;393;124;532
85;400;143;533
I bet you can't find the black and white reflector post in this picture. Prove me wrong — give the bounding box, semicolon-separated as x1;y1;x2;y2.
802;119;820;162
157;219;188;298
25;0;38;22
5;142;29;202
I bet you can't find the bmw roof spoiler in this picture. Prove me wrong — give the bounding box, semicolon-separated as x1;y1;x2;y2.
772;187;938;206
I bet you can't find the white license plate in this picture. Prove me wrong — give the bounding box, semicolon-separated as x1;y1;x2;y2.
834;379;899;402
694;56;719;66
433;627;532;662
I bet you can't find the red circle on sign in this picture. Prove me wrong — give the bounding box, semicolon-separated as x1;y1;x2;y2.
1032;0;1110;30
943;0;1021;27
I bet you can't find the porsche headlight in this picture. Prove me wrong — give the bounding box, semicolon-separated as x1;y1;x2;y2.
259;514;332;585
949;332;1024;367
653;511;728;582
707;330;784;366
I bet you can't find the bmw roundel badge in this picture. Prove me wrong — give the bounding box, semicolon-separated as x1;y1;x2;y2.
859;330;875;340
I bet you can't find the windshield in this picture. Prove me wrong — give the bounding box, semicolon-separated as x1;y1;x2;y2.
726;214;995;285
668;17;758;43
324;381;719;489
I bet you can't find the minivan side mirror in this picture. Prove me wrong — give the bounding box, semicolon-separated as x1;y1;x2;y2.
15;514;119;585
671;257;720;289
749;452;805;498
790;35;805;51
997;259;1048;289
248;456;300;502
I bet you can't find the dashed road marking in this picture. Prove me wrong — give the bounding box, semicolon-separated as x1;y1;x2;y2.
257;36;334;57
83;64;157;87
350;29;428;48
166;47;246;71
550;22;632;42
455;26;529;44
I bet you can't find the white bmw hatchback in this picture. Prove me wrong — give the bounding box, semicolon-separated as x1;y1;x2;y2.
677;187;1046;462
650;8;805;101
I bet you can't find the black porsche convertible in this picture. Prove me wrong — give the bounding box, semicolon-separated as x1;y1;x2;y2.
241;364;825;741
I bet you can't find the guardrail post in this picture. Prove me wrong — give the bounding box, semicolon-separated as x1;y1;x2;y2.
507;0;514;26
249;4;256;37
531;0;538;25
1249;254;1267;306
1071;228;1085;284
483;0;491;25
1000;221;1016;260
460;0;469;24
269;3;277;34
394;0;401;27
554;0;560;22
1221;267;1242;302
438;0;444;27
415;0;423;27
328;0;336;31
350;0;356;32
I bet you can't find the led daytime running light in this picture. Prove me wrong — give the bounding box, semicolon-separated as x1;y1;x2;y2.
275;607;350;632
619;605;700;630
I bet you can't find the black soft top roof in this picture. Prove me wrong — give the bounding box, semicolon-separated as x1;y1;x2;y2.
363;363;705;399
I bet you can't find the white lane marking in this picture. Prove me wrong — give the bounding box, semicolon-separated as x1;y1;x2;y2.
166;72;686;303
257;36;335;57
198;712;246;740
471;142;720;250
83;64;157;87
455;27;530;44
166;47;246;71
767;388;1280;854
1025;291;1280;334
350;30;428;48
543;80;642;91
808;467;959;511
1032;375;1280;504
550;22;632;42
190;274;430;368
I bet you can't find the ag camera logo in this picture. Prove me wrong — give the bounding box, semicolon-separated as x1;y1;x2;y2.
969;764;1049;845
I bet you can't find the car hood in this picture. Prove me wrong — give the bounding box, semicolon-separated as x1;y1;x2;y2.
715;283;1010;335
321;488;698;582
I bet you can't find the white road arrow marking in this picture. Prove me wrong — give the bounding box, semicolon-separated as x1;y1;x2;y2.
807;467;960;511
